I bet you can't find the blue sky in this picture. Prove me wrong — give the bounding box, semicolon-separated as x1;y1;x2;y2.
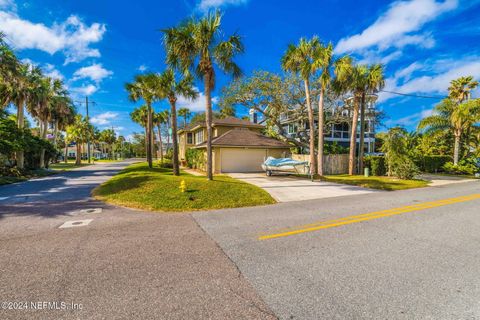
1;0;480;138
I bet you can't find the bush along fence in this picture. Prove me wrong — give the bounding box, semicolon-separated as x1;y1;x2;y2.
185;148;206;170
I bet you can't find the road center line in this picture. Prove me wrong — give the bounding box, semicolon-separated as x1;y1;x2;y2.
258;194;480;240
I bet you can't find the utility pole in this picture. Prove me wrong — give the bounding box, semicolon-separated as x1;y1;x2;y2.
86;96;91;164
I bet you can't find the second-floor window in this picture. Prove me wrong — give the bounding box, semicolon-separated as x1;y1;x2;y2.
195;130;204;144
187;133;193;144
287;123;298;134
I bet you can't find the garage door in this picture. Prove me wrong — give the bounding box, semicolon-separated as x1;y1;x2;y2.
220;148;267;173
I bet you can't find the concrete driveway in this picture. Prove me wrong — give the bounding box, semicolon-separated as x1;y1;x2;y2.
228;173;378;202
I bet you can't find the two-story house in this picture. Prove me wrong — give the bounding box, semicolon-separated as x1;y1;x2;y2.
267;94;378;154
178;117;291;173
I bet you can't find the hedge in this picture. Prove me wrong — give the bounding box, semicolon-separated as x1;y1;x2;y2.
364;156;386;176
185;148;205;170
416;155;452;173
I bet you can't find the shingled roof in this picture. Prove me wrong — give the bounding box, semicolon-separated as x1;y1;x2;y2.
179;116;263;133
196;128;290;148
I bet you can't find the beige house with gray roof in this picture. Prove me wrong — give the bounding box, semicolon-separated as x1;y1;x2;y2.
178;117;291;173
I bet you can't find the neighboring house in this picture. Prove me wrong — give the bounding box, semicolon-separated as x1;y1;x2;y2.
178;117;291;173
65;143;107;160
257;94;378;154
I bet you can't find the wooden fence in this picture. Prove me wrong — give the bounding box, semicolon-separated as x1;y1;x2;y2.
292;154;349;175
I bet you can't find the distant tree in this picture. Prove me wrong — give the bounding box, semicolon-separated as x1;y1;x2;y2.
100;129;117;159
66;115;93;165
177;107;191;128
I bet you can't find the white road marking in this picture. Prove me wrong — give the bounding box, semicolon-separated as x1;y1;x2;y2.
59;219;93;229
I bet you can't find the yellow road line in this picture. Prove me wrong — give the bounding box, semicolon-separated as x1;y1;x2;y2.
258;194;480;240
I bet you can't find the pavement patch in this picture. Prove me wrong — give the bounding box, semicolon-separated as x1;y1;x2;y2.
79;208;102;214
59;219;93;229
259;194;480;240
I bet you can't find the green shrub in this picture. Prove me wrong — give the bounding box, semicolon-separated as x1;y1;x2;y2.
417;155;451;173
393;158;420;180
185;148;205;169
442;158;478;175
364;156;386;176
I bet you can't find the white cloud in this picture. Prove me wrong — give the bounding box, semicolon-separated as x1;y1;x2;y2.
379;58;480;103
91;111;119;125
138;65;147;72
198;0;248;11
73;63;112;83
176;87;219;112
71;84;98;96
385;108;433;127
335;0;458;54
0;8;106;64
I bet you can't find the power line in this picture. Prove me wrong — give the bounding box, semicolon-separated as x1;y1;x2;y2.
379;90;447;100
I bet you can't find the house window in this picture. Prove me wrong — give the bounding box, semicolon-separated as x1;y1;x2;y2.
187;133;193;144
195;130;204;144
287;123;298;134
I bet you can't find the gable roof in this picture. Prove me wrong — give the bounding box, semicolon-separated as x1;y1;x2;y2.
195;128;290;148
179;116;263;133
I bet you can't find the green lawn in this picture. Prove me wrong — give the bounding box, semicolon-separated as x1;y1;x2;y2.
92;162;276;212
323;174;429;191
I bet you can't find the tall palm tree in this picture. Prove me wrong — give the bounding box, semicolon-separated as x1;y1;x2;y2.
358;64;385;172
312;42;334;176
125;74;160;168
178;107;191;128
66;115;93;165
155;70;198;175
130;105;149;160
163;10;244;180
281;37;320;176
153;111;166;163
448;76;479;103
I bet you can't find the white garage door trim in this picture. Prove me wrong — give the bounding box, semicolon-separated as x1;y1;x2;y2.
220;148;267;173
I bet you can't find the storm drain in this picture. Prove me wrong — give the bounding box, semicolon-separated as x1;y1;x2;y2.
59;219;93;229
79;208;102;214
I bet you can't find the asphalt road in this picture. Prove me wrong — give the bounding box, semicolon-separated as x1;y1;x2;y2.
1;161;480;319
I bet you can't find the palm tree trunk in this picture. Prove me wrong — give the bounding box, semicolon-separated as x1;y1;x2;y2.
454;131;461;165
75;143;81;165
166;119;170;153
205;74;213;180
39;119;48;169
170;98;180;176
317;87;325;176
16;100;25;169
349;97;360;175
358;92;366;173
53;119;59;147
304;79;317;176
146;103;153;168
157;125;164;163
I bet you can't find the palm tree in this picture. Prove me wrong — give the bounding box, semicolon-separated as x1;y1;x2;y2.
130;105;149;159
358;64;385;172
125;74;160;168
100;129;117;159
163;10;244;180
312;42;334;176
281;37;320;176
448;76;479;103
178;107;191;128
418;98;480;165
160;110;171;153
155;70;198;175
66;115;93;165
153;111;166;163
333;60;384;175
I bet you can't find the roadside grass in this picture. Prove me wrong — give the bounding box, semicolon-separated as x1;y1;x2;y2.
92;162;276;212
323;174;429;191
0;168;57;186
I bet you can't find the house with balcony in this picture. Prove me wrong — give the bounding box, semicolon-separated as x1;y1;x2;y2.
178;117;291;173
259;94;378;154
